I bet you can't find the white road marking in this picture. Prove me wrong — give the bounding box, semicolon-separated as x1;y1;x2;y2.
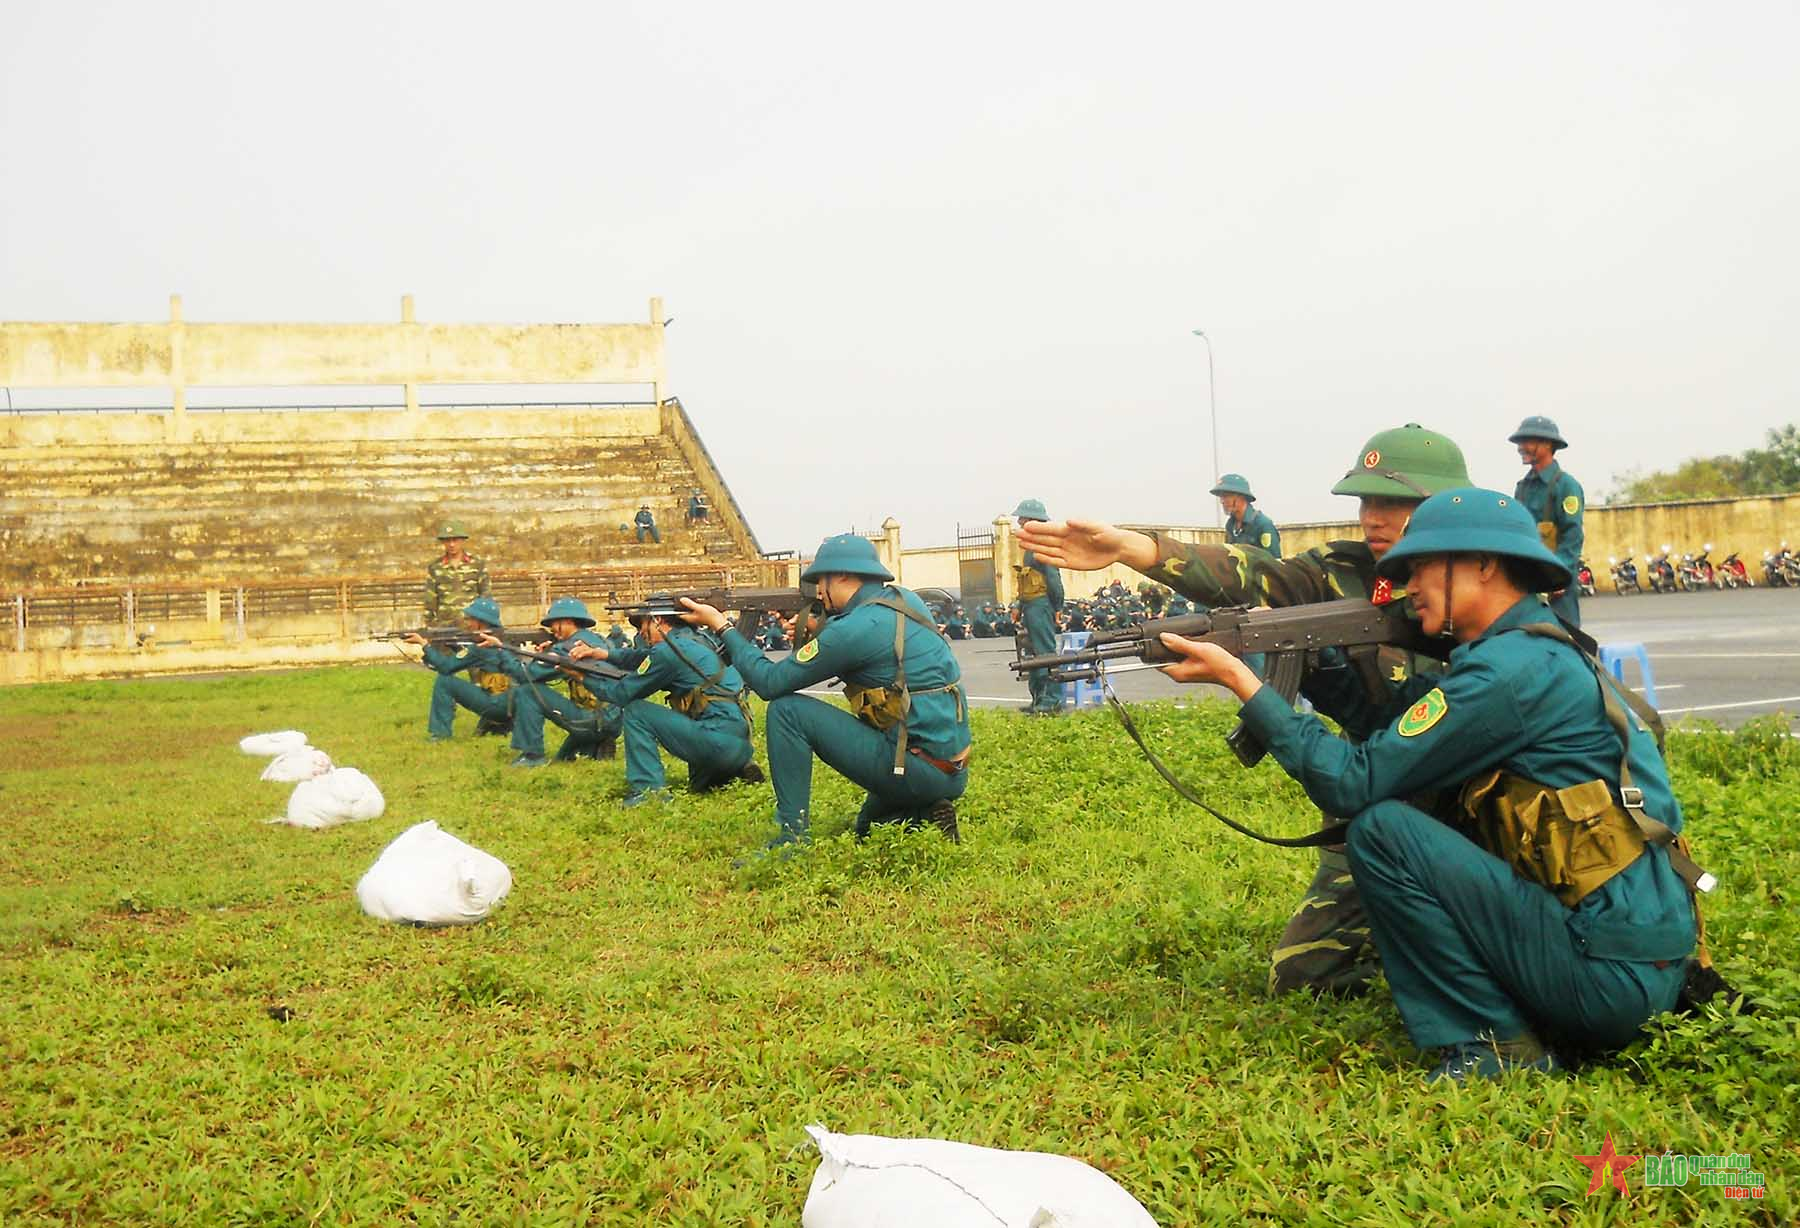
1659;695;1800;715
1647;652;1800;659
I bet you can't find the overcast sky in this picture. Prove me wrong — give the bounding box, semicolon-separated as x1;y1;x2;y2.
5;1;1796;551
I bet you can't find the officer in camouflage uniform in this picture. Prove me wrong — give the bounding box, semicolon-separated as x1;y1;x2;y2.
682;534;970;852
1017;423;1472;996
568;593;762;806
1509;416;1586;628
409;595;514;740
1212;473;1282;556
424;522;491;623
1157;488;1701;1080
1013;498;1067;716
486;596;623;767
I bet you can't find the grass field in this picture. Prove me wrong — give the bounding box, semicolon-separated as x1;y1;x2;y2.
2;664;1795;1226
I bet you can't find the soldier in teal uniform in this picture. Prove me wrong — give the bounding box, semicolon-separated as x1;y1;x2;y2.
970;603;997;638
408;595;514;741
634;505;661;544
485;596;622;767
1509;416;1585;627
1156;488;1702;1080
1018;424;1472;997
567;594;761;806
1211;474;1281;556
681;534;970;851
604;622;632;652
944;606;970;640
1013;498;1067;716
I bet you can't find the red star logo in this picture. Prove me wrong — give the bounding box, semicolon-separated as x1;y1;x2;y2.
1575;1133;1641;1195
1371;577;1394;605
1363;449;1382;468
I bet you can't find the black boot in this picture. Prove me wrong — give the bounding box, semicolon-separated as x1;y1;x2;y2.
927;800;960;844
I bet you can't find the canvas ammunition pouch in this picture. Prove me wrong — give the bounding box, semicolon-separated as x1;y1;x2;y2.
1015;565;1048;601
851;590;969;775
1537;521;1559;553
1455;770;1647;908
567;679;600;710
471;668;510;695
663;631;752;728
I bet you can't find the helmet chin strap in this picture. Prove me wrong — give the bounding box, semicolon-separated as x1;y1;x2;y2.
1439;554;1459;640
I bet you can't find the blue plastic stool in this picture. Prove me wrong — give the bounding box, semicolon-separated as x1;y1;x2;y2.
1056;631;1106;710
1598;642;1657;708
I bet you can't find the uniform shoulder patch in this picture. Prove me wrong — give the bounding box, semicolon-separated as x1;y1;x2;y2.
1259;532;1272;548
1562;494;1580;516
795;639;820;664
636;656;652;675
1397;688;1448;737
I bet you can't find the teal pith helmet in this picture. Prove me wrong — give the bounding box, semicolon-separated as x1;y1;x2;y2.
1376;487;1571;592
1013;498;1050;522
437;520;470;540
541;596;596;628
1507;415;1569;451
1209;473;1256;501
800;533;894;583
1331;424;1471;500
461;595;502;627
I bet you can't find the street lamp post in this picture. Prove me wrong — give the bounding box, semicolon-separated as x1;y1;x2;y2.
1192;330;1221;527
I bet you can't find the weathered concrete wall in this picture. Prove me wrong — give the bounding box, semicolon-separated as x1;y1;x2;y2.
899;545;961;591
0;403;760;587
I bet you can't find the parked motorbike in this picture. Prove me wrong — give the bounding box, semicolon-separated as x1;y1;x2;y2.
1768;543;1800;588
1609;556;1641;595
1677;546;1718;592
1576;559;1596;598
1646;546;1679;594
1718;551;1751;589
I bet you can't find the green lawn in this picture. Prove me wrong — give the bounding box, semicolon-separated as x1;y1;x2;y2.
1;666;1794;1226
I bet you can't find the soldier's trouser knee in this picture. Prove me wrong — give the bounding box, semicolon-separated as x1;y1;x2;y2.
765;694;966;836
1549;587;1581;628
621;700;751;794
1267;846;1380;996
429;675;511;737
1345;800;1684;1051
1021;599;1062;711
509;683;620;757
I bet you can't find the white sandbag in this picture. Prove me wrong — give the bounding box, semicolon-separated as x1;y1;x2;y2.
801;1126;1158;1228
259;746;334;782
239;730;309;756
277;767;385;829
355;821;512;925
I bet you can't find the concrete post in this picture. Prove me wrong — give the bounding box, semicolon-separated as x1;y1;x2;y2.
13;594;24;652
650;297;667;406
123;589;136;647
401;295;420;415
878;517;902;578
234;587;246;641
205;588;222;627
993;515;1017;605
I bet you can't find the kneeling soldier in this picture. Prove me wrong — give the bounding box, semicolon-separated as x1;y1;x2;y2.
1157;488;1705;1081
409;595;514;741
681;534;971;851
489;597;622;767
567;593;763;806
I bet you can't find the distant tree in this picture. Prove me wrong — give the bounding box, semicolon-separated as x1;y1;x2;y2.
1610;423;1799;503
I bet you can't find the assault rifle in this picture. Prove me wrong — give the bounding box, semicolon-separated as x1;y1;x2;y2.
370;625;544;649
492;642;629;681
1011;599;1455;767
611;586;826;646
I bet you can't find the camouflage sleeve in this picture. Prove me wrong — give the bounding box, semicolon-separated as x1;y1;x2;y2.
475;562;491;597
424;564;444;621
1141;533;1338;609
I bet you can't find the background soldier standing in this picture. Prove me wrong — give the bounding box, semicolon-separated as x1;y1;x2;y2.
1212;473;1281;556
424;522;490;623
1509;416;1586;627
1012;498;1066;716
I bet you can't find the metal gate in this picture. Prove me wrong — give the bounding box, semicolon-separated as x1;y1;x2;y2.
956;525;996;603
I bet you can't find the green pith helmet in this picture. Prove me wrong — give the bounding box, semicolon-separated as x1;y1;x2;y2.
1507;415;1569;451
1013;498;1050;522
461;595;502;627
541;596;596;628
800;533;894;583
436;521;470;540
1376;487;1571;592
1209;473;1256;501
1330;424;1471;500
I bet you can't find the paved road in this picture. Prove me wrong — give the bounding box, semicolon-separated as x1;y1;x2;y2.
935;588;1800;730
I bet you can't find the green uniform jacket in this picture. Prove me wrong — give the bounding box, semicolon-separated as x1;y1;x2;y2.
1224;506;1282;556
1143;534;1426;736
1514;460;1585;579
422;641;506;678
720;582;971;760
583;627;749;734
1239;597;1697;964
424;557;490;623
495;628;607;683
